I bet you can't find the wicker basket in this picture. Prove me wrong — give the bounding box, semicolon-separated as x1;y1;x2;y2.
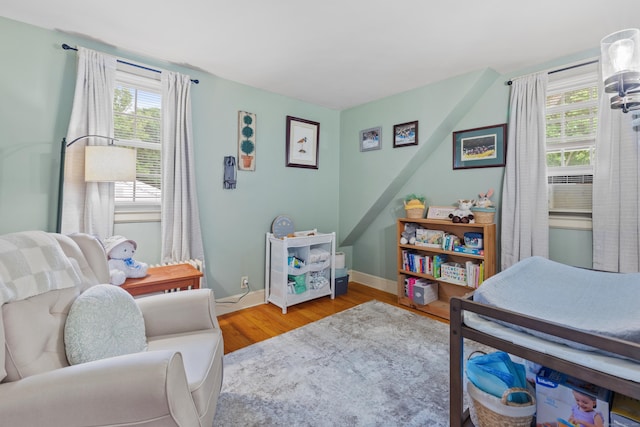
404;200;425;219
471;207;495;224
467;381;536;427
406;208;425;219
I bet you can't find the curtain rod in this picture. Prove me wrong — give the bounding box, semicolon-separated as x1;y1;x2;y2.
61;43;199;84
506;59;599;86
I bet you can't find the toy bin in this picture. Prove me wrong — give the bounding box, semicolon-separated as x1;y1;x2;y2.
335;275;349;296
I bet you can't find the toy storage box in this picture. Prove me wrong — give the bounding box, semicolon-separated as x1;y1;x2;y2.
611;393;640;426
535;367;611;427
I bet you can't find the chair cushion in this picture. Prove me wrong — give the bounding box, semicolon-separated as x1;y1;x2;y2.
64;285;147;365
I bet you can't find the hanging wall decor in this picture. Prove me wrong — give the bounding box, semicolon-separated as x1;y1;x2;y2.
286;116;320;169
238;111;256;171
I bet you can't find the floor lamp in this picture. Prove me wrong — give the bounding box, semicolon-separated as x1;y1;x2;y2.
56;135;137;233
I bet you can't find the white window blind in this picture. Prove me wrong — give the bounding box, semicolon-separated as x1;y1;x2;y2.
113;68;162;211
545;62;598;217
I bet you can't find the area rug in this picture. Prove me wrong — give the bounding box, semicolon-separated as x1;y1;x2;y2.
213;300;481;426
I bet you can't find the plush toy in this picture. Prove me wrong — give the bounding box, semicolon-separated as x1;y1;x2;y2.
400;222;418;245
475;189;495;209
449;199;476;223
103;236;148;284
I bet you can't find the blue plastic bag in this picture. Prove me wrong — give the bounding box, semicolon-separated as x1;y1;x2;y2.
466;351;530;403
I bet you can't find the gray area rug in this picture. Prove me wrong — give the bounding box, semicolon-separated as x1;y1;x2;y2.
213;300;479;426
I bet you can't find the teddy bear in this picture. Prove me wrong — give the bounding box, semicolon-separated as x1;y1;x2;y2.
449;199;476;223
103;236;148;285
400;222;418;245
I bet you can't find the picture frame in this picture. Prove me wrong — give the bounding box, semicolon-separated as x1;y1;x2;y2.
393;121;418;148
426;205;456;220
453;123;507;170
238;111;256;171
286;116;320;169
359;126;382;152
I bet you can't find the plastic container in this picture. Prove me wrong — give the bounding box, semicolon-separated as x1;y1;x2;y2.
464;232;484;249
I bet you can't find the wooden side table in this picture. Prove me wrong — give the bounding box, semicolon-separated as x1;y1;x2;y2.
121;263;203;296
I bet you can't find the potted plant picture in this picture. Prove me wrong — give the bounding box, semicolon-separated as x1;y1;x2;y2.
238;111;256;171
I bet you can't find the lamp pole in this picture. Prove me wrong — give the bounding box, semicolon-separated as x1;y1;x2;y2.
56;135;117;233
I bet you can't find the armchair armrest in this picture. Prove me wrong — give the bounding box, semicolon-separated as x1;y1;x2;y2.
0;350;199;427
136;288;220;337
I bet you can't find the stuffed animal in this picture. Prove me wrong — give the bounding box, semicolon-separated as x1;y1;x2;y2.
400;222;418;245
103;236;148;284
475;189;494;209
449;199;476;223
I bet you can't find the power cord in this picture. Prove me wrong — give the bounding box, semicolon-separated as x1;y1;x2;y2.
215;281;251;304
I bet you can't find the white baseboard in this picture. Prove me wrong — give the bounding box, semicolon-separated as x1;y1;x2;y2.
215;289;265;316
349;270;397;295
214;271;396;316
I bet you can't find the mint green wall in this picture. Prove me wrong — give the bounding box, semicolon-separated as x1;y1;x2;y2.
339;51;599;279
0;17;340;298
0;16;598;296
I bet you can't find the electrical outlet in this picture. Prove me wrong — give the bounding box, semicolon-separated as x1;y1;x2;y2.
241;276;249;289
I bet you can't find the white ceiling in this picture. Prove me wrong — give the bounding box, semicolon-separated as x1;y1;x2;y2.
2;0;640;110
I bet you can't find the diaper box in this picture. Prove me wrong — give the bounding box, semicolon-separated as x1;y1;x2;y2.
611;393;640;427
535;367;611;427
411;280;438;305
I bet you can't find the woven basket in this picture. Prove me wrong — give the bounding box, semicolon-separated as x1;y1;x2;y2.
467;381;536;427
471;207;495;224
404;200;425;219
406;208;425;219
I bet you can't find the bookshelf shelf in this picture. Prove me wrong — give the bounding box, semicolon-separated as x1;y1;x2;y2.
396;218;496;321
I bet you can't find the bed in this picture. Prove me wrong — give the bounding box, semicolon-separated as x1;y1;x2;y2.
449;256;640;427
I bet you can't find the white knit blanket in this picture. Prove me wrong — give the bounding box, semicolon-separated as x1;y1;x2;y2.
0;231;81;305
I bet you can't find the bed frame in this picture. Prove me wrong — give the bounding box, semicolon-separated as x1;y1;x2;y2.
449;294;640;427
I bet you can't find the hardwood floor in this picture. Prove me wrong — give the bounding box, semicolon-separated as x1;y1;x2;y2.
217;281;445;354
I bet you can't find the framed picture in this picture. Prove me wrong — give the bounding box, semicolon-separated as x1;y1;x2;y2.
359;126;382;152
426;206;456;220
393;121;418;148
453;124;507;170
286;116;320;169
238;111;256;171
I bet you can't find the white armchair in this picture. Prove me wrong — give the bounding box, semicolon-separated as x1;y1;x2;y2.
0;232;223;426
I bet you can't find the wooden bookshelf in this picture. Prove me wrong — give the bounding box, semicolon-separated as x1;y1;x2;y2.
396;218;496;321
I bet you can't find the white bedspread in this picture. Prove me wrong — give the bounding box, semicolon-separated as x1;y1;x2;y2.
0;231;81;305
473;256;640;348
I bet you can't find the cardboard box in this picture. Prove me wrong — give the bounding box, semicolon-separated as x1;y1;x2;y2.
535;367;611;427
412;281;438;305
611;393;640;426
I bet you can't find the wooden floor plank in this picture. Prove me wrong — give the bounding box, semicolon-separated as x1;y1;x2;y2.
218;281;445;354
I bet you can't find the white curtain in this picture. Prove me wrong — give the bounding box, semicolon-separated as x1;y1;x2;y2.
501;73;549;270
592;91;640;272
161;71;206;283
61;47;116;238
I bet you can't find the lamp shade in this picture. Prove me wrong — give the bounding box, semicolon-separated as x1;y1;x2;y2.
85;146;136;182
601;28;640;94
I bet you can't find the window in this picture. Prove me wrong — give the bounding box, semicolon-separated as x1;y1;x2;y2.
113;67;162;221
545;62;598;227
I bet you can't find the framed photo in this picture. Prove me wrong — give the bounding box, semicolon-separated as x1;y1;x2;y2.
286;116;320;169
238;111;256;171
359;126;382;152
393;121;418;148
426;206;456;220
453;124;507;170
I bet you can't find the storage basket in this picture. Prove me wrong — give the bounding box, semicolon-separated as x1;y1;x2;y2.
471;207;495;224
404;200;426;219
441;262;466;284
406;208;425;219
467;381;536;427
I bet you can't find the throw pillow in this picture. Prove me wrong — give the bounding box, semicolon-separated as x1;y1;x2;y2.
64;284;147;365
